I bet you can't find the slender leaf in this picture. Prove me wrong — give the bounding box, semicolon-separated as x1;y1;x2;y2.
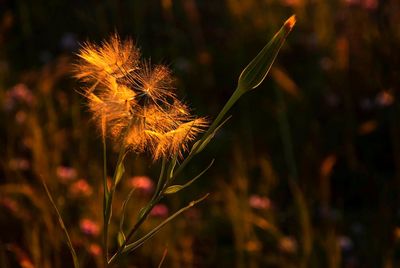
164;160;214;195
117;231;126;247
114;161;125;186
42;180;79;268
122;194;210;254
167;154;178;180
119;188;136;234
154;157;167;196
238;15;296;92
173;16;296;179
192;116;231;155
289;179;312;263
158;248;168;268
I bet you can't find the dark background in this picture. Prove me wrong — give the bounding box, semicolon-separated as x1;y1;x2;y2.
1;0;400;267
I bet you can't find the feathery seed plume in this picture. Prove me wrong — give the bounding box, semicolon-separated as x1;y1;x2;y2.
75;34;207;160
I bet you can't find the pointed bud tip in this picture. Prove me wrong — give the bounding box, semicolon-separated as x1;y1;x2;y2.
284;15;296;31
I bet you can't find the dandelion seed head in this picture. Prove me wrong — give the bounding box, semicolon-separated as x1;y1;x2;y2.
75;34;208;160
133;62;176;107
153;118;208;160
75;34;140;82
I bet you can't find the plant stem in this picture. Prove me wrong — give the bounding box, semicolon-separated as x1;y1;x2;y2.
274;85;312;266
173;87;245;178
42;180;80;268
108;194;209;265
108;195;162;265
153;157;167;198
108;157;168;264
102;132;108;267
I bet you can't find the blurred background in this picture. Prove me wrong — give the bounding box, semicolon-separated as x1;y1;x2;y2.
1;0;400;267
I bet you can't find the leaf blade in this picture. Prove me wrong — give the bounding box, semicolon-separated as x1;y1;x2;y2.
238;15;296;92
164;160;214;195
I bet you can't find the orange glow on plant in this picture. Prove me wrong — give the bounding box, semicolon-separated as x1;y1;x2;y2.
284;15;296;32
75;34;208;160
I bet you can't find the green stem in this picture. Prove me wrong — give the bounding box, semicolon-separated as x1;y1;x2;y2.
274;86;298;181
153;157;167;199
103;117;136;264
102;132;108;267
108;196;162;265
274;86;312;265
173;87;245;178
108;156;169;264
42;180;80;268
108;194;209;265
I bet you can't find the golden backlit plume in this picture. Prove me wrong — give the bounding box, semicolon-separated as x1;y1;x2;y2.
132;62;176;109
75;34;207;160
75;34;140;82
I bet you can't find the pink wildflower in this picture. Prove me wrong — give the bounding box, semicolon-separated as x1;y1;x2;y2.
69;179;93;197
3;83;36;111
56;166;77;182
150;204;169;218
89;243;102;256
129;176;154;193
249;195;271;210
80;218;100;236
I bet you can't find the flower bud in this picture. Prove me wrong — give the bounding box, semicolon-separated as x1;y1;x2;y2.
237;15;296;92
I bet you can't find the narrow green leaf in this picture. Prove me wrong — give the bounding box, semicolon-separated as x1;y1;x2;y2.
114;161;125;186
238;15;296;92
102;116;108;197
289;179;312;262
164;160;214;195
163;185;183;195
168;154;178;180
152;157;167;200
158;248;168;268
41;180;80;268
193;116;231;155
122;194;210;254
117;231;126;247
119;188;136;233
137;207;146;220
154;16;296;192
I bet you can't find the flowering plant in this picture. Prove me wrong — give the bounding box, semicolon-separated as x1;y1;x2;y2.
45;15;295;267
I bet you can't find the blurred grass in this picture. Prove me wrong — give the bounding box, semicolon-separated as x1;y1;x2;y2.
1;0;400;267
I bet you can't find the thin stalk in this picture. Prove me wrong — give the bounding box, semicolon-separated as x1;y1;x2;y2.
153;157;167;200
102;131;108;267
157;248;168;268
274;85;312;266
108;195;163;264
168;16;296;181
173;87;245;178
104;147;127;228
274;86;298;181
127;156;168;243
103;117;136;263
42;180;80;268
109;156;168;264
108;194;209;265
125;196;162;243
